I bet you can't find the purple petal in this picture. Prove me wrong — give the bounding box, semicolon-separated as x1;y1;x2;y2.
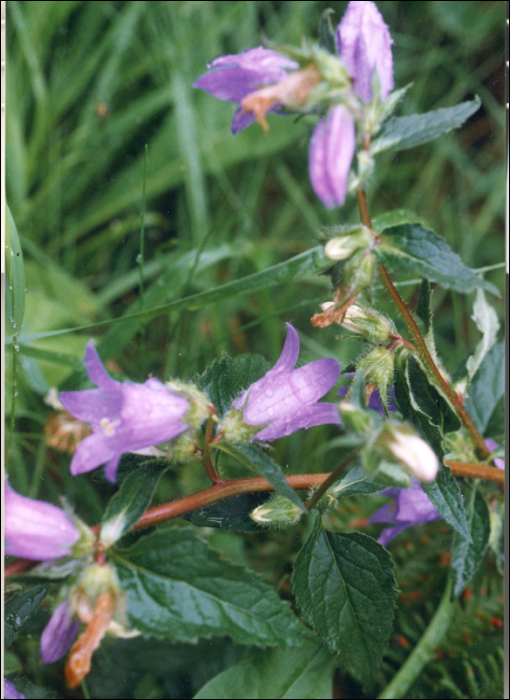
84;341;119;389
104;454;122;483
253;403;341;442
337;0;394;103
271;323;301;373
69;432;119;476
60;387;122;424
377;523;409;547
194;67;272;103
41;601;80;664
5;481;80;560
209;47;298;73
4;680;25;700
485;439;505;470
309;106;355;208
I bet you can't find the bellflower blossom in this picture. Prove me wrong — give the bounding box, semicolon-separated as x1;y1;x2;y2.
4;680;25;700
60;342;190;482
5;480;80;561
368;479;442;546
232;323;340;441
41;601;81;665
337;0;394;104
193;47;299;134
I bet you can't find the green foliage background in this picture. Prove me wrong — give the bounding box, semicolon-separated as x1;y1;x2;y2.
5;2;505;698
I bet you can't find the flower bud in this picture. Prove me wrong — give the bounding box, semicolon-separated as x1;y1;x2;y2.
342;249;376;295
324;226;372;261
384;428;439;482
338;402;372;435
327;303;394;344
165;380;212;429
357;346;395;409
250;494;303;527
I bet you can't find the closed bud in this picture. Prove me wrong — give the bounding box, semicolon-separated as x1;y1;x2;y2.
342;249;376;295
325;303;394;343
250;494;303;527
324;226;371;261
339;402;372;435
357;346;395;410
380;426;439;482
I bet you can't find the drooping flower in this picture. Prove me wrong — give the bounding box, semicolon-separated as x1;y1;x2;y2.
60;342;190;482
231;323;341;441
41;601;81;665
337;0;394;104
4;480;80;561
368;479;441;546
308;105;356;208
4;679;26;700
193;47;299;133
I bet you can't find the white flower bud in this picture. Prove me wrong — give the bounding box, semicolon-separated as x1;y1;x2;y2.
387;431;439;483
250;495;303;526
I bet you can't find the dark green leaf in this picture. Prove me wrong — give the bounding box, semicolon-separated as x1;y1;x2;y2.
416;279;433;336
111;525;312;646
371;97;481;154
406;356;460;435
422;466;470;542
5;585;49;647
184;493;271;531
194;354;270;419
375;223;498;295
329;464;387;498
214;442;306;512
5;204;26;335
292;520;396;689
450;487;490;597
194;644;336;699
372;209;426;234
464;342;505;440
100;460;168;543
319;9;337;55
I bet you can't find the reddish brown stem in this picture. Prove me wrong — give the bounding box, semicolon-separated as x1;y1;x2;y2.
5;463;504;579
356;188;490;461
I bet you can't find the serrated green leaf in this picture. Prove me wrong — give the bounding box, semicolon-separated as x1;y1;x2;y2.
372;209;426;234
465;290;500;383
422;466;470;542
375;223;498;295
5;585;49;647
5;204;26;335
450;487;490;597
194;354;270;419
464;342;505;440
194;643;336;699
111;525;312;646
100;460;168;544
318;9;337;55
184;492;270;531
406;356;460;435
329;464;387;498
292;521;396;689
214;441;306;512
370;96;481;154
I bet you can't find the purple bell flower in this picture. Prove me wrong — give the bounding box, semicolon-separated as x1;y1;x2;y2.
368;479;442;546
337;0;394;104
60;342;190;482
4;680;26;699
308;105;355;208
41;600;81;664
193;47;299;134
4;480;80;561
232;323;341;441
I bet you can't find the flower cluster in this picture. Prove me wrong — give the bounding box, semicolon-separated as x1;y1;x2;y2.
194;0;394;207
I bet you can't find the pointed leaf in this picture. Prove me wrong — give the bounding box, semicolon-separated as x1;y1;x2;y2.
111;526;312;646
100;460;168;544
292;521;397;689
465;290;500;383
5;585;49;647
450;487;490;597
371;97;481;154
375;223;498;295
464;342;505;441
214;441;306;512
421;466;470;542
194;644;336;699
319;9;337;55
329;464;388;498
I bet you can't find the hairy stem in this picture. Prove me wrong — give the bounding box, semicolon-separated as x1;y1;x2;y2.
356;188;490;461
305;449;360;510
378;572;456;699
4;461;503;579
